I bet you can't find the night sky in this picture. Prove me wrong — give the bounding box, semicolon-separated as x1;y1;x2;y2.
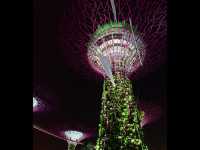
33;0;167;149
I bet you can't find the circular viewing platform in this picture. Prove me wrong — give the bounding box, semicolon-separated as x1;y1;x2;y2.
87;21;145;77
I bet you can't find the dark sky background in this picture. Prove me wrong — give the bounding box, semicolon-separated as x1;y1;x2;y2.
33;0;167;149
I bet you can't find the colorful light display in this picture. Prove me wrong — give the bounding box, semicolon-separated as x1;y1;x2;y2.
88;21;145;78
87;19;148;149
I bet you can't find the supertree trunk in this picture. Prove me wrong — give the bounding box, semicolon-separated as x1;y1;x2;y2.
96;73;148;150
67;142;77;150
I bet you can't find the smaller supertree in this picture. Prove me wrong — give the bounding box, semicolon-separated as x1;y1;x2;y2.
64;130;84;150
33;97;38;108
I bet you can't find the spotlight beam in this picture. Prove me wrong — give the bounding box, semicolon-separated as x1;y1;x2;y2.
110;0;117;21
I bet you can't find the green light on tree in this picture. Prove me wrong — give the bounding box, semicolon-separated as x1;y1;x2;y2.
96;74;148;150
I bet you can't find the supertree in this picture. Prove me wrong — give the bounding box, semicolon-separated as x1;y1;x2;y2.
64;130;84;150
87;14;148;150
60;0;167;149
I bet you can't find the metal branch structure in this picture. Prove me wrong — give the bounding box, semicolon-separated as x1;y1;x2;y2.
61;0;166;80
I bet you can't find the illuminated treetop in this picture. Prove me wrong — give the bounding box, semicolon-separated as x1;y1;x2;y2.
87;21;145;80
64;130;84;150
64;130;84;142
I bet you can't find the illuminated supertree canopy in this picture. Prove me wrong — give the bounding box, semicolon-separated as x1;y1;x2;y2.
33;0;167;149
60;0;167;80
87;20;145;80
33;96;45;112
64;130;84;150
33;97;38;108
